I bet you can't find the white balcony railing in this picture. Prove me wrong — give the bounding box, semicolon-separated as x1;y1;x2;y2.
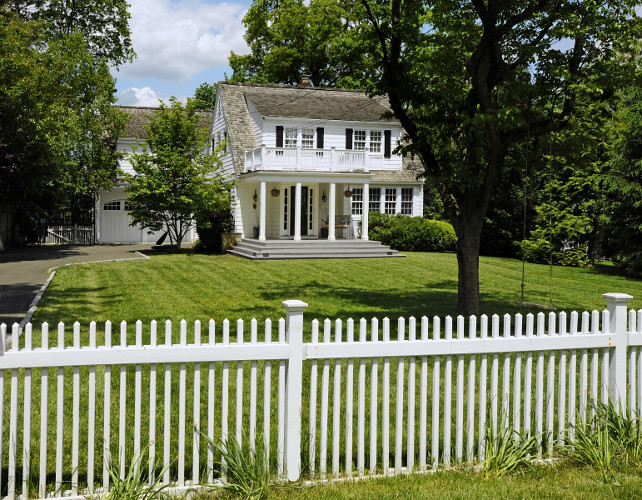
243;146;385;173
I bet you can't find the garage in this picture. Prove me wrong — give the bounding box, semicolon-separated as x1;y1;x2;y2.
99;198;150;243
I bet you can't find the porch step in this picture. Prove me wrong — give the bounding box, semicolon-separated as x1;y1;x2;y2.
228;238;404;260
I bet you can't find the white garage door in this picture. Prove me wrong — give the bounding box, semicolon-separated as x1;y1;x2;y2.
100;200;146;243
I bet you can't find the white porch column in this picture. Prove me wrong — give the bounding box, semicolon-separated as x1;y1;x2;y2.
259;181;267;241
294;182;302;241
362;183;369;241
328;183;336;240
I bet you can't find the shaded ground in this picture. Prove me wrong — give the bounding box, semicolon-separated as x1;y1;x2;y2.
0;244;152;327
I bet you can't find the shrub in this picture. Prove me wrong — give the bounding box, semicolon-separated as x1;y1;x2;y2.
518;238;590;267
368;212;456;252
195;207;234;253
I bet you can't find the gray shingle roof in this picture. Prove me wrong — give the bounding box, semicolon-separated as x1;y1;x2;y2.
117;106;214;139
233;83;393;122
218;82;423;182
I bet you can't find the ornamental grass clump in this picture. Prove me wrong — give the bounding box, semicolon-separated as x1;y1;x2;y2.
96;445;173;500
199;430;272;499
481;421;538;478
567;401;642;480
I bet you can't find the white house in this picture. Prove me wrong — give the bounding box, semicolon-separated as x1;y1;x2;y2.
214;81;424;243
96;83;424;255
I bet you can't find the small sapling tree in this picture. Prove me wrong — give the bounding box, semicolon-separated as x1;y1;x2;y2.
125;98;231;249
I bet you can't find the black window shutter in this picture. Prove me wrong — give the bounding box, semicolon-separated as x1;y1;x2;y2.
346;128;353;149
276;126;284;147
384;130;392;158
316;127;324;149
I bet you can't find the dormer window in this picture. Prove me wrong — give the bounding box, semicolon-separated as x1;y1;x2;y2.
370;131;382;153
354;130;367;151
302;128;314;149
285;127;297;148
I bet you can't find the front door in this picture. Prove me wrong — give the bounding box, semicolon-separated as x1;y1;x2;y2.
290;186;308;236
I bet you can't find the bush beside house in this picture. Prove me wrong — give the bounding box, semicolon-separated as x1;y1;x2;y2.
195;208;235;253
368;212;456;252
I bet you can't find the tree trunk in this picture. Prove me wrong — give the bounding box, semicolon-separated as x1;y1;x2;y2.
175;221;183;249
454;219;483;317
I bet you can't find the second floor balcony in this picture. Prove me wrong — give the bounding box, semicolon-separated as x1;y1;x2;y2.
243;146;389;173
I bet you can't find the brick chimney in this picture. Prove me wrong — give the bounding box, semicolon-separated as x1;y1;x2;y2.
299;74;312;87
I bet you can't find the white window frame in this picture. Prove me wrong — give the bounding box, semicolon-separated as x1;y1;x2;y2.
103;201;121;211
354;130;366;151
351;188;363;215
400;188;413;215
384;188;397;214
370;131;382;153
369;187;381;212
285;127;297;148
301;128;314;149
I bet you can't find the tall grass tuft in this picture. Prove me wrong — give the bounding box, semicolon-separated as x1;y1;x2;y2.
95;445;173;500
199;430;272;499
481;421;538;478
567;401;642;480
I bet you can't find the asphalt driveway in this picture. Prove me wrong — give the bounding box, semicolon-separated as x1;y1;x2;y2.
0;244;153;327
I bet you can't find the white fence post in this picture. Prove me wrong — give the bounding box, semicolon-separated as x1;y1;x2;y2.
603;292;633;412
283;300;308;482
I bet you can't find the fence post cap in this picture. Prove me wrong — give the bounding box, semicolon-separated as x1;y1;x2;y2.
602;292;634;303
282;300;308;312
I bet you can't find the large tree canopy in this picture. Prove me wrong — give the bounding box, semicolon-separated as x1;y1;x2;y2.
0;13;127;225
604;87;642;277
229;0;372;87
2;0;134;66
358;0;641;314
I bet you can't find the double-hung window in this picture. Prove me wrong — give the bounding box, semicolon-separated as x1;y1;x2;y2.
370;131;382;153
285;127;297;148
385;188;397;214
401;188;413;214
369;188;381;212
354;130;367;151
351;188;363;215
301;128;314;149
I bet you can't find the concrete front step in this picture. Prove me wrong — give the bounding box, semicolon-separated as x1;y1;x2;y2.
228;238;403;260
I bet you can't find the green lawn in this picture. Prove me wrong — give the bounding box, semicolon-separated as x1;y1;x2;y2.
32;251;642;329
263;464;642;500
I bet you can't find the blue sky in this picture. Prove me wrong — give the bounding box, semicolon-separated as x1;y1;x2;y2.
113;0;252;106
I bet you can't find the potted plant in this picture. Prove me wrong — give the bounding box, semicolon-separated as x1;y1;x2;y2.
344;188;353;198
271;187;280;197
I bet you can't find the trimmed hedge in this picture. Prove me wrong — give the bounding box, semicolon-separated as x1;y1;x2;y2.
368;212;457;252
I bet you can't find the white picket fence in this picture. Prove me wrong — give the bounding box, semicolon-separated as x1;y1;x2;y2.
0;293;641;499
45;226;94;245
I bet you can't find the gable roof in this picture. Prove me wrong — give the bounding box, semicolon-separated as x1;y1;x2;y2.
117;106;214;139
217;82;423;182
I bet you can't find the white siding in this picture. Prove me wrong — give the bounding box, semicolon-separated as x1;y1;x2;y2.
212;95;234;178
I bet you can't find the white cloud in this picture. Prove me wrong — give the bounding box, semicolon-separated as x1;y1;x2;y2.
120;0;249;82
118;87;163;106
